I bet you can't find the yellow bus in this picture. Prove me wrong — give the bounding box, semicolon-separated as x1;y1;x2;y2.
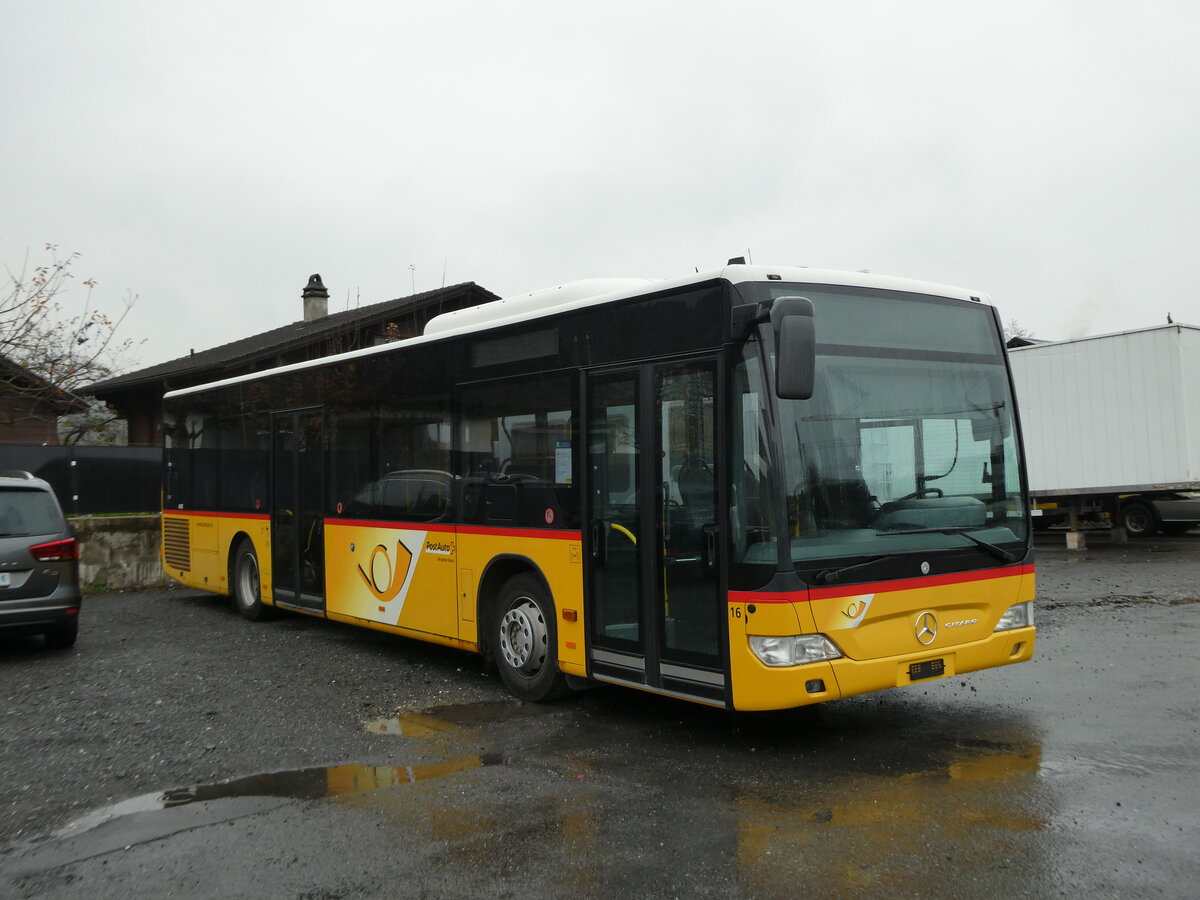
162;262;1035;710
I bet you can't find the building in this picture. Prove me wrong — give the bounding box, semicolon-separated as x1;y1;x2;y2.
0;354;89;444
87;275;499;445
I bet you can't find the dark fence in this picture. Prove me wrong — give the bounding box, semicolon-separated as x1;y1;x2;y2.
0;444;160;515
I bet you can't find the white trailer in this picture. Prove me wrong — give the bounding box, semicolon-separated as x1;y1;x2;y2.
1007;323;1200;539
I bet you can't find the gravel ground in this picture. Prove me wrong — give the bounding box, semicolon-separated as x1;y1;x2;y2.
2;533;1197;846
0;587;508;844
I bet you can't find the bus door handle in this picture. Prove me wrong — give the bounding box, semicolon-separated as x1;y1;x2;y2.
590;519;607;565
702;523;719;573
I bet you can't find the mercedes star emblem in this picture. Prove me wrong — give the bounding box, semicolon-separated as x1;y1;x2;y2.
915;611;938;646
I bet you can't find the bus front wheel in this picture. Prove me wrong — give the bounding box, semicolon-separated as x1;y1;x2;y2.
494;574;568;702
233;539;269;621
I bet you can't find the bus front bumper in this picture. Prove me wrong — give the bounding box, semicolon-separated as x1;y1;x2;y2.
730;626;1036;712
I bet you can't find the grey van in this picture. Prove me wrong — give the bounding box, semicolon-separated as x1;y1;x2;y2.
0;471;82;649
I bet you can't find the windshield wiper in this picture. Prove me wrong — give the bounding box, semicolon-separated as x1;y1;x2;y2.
812;553;905;585
874;526;1020;563
813;528;1021;585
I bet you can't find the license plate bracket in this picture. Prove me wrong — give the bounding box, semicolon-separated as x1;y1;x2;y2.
909;658;945;681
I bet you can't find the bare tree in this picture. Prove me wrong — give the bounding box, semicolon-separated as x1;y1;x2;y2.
1;244;140;443
1003;318;1036;342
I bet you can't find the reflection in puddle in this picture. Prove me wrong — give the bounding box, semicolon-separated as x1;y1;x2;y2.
365;712;459;738
162;758;495;805
56;700;548;844
364;700;558;739
734;743;1046;895
58;757;498;839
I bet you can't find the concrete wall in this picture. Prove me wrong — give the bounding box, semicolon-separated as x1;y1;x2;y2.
72;514;169;591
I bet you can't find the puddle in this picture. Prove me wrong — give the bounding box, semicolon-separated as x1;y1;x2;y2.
365;712;460;737
55;701;552;842
56;757;501;839
364;699;559;738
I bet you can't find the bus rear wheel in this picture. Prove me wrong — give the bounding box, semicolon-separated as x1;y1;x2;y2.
494;574;568;702
233;539;269;621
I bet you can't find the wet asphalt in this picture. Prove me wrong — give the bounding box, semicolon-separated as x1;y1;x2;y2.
1;531;1198;898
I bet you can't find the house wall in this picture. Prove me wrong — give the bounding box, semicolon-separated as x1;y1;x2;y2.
0;396;60;444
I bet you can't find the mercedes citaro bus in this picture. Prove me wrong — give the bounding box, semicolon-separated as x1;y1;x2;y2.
162;262;1035;710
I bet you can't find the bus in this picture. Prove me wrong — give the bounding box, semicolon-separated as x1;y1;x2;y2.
161;262;1035;710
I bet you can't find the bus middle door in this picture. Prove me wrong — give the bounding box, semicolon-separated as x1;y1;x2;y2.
271;410;326;612
585;358;726;706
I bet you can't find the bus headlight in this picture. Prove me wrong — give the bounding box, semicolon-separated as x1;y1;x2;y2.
749;634;843;667
994;601;1034;631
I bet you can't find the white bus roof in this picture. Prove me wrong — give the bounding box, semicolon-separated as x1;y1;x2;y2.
165;264;989;400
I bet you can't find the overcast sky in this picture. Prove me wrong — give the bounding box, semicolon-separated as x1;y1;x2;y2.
3;1;1198;373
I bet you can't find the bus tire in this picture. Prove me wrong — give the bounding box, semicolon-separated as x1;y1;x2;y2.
232;538;270;621
494;573;568;702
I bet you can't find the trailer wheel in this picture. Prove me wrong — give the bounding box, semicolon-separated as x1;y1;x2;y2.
1119;502;1159;538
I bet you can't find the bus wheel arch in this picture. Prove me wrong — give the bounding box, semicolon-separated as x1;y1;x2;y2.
477;558;568;701
229;535;270;621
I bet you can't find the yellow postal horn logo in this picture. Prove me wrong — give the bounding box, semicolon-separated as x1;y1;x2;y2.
839;594;874;628
356;540;414;604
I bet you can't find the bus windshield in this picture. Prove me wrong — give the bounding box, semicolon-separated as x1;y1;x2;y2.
738;284;1028;574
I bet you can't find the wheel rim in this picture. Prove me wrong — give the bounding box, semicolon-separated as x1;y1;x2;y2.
499;598;547;676
237;552;259;607
1125;508;1151;534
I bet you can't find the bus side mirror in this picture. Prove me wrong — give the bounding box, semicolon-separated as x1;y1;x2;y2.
771;297;815;400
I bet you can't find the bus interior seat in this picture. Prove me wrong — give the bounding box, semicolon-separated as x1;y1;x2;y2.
483;482;518;523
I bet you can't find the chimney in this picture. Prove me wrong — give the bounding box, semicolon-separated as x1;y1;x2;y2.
302;273;329;321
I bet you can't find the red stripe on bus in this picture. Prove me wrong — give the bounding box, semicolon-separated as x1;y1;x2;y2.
456;525;582;541
728;563;1034;604
167;510;270;521
164;511;580;542
292;518;581;541
329;519;459;533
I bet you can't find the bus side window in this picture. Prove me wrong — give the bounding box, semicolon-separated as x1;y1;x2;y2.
458;374;578;528
370;399;452;522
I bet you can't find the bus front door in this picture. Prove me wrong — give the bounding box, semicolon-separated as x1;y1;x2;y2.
271;410;326;612
586;359;726;706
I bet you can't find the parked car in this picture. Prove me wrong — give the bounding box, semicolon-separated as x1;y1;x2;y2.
0;471;82;648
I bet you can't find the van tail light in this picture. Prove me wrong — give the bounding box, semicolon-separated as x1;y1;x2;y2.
30;538;79;561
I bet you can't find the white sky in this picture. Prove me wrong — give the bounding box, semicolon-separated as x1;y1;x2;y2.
3;1;1198;371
